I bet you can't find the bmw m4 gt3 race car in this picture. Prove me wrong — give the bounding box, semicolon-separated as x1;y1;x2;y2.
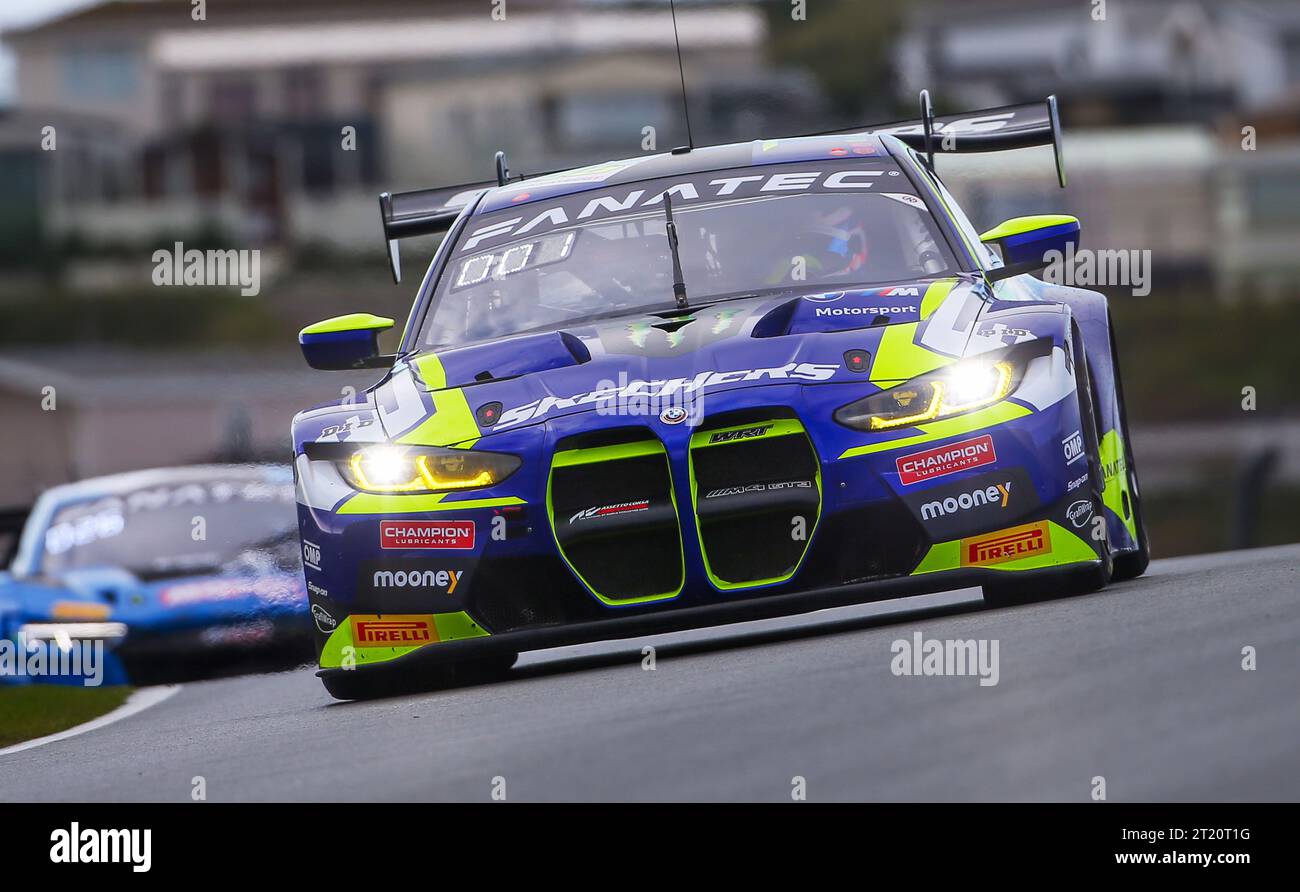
293;96;1149;700
0;465;311;685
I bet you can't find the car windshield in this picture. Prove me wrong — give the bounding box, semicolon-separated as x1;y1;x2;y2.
418;160;955;347
38;475;299;580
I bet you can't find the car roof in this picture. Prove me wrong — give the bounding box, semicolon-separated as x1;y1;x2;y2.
476;132;896;214
33;464;291;508
10;464;292;578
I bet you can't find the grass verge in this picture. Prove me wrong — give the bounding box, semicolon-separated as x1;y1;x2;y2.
0;686;133;749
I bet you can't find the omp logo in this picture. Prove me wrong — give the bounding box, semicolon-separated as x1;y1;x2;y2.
371;568;462;594
352;615;438;647
897;435;997;485
569;500;650;523
302;539;322;571
381;520;475;550
961;521;1051;567
815;305;916;317
1063;430;1085;465
921;480;1012;520
708;425;771;444
50;823;151;872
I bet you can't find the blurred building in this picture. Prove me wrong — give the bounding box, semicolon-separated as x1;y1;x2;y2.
895;0;1300;124
894;0;1300;299
0;349;373;507
2;0;816;251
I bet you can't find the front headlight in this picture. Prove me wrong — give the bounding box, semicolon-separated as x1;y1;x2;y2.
835;350;1029;432
338;445;520;494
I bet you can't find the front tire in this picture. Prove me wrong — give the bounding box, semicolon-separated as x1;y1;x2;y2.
1108;315;1151;581
983;323;1111;607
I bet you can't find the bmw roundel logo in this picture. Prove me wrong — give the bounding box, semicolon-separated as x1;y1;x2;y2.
660;406;688;425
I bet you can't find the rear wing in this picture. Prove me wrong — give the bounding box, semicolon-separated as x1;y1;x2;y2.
379;181;491;284
377;93;1066;283
823;92;1066;188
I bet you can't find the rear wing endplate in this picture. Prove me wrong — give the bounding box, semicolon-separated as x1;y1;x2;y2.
379;182;491;284
862;93;1066;188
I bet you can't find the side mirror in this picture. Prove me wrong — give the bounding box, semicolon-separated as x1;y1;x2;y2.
980;215;1080;282
299;313;396;370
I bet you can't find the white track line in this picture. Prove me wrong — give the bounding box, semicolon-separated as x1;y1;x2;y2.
0;684;182;757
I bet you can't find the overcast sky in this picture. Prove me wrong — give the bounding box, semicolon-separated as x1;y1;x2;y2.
0;0;100;102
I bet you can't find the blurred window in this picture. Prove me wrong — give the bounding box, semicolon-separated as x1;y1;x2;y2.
208;78;258;123
552;93;672;149
284;68;325;120
1246;170;1300;227
38;477;299;580
61;46;140;101
420;160;955;347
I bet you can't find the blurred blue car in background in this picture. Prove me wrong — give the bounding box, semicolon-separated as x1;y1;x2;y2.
0;465;311;686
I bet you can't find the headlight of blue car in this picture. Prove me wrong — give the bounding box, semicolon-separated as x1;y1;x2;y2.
835;348;1034;432
336;445;521;494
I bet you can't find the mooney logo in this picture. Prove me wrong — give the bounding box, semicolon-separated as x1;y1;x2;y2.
371;568;462;594
921;480;1012;520
897;435;997;485
569;500;650;523
381;520;475;550
352;615;438;647
961;521;1051;567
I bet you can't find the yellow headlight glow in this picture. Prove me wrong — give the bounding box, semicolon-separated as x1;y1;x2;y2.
862;359;1018;431
344;446;518;493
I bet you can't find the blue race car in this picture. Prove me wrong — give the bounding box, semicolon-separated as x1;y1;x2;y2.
292;95;1149;700
0;465;311;686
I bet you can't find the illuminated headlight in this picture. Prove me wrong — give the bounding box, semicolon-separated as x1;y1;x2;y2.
835;349;1030;432
338;445;520;494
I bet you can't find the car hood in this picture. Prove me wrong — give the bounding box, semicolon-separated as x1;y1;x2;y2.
371;277;987;443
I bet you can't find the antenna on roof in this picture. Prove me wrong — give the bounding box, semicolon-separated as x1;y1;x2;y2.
494;151;510;187
668;0;695;151
919;89;936;173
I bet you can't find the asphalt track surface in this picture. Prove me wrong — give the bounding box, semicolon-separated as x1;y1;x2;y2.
2;545;1297;802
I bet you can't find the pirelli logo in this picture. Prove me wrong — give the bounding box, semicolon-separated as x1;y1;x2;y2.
961;521;1051;567
351;615;438;648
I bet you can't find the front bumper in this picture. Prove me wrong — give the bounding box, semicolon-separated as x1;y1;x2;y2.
315;561;1094;686
299;374;1103;675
